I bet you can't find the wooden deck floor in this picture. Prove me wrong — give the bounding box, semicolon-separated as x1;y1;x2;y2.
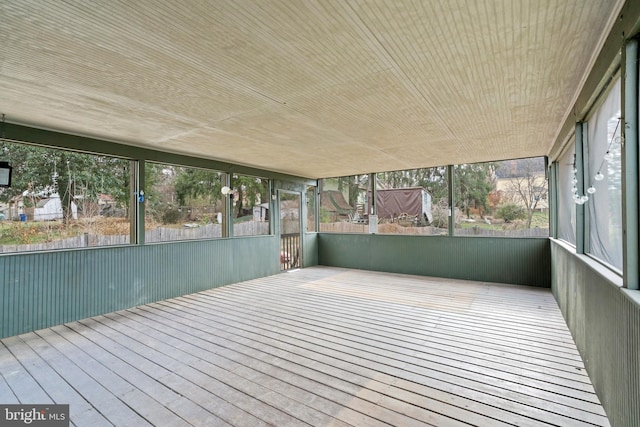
0;266;609;426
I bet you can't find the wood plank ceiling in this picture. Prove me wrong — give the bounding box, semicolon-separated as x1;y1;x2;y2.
0;1;621;178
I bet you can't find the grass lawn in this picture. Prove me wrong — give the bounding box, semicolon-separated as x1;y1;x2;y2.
0;221;69;245
459;221;503;231
459;210;549;231
530;211;550;228
0;217;131;245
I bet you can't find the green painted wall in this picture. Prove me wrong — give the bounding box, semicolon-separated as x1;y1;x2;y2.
0;123;320;339
551;240;640;426
303;232;319;267
318;234;551;287
0;236;280;339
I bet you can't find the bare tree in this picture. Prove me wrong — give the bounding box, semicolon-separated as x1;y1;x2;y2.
500;159;547;228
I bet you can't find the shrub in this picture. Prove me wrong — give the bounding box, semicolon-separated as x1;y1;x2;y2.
496;203;526;223
161;208;182;224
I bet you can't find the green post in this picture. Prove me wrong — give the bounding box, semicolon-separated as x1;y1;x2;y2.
549;162;558;239
270;179;277;236
223;173;231;238
369;172;377;216
448;165;455;236
575;124;586;254
134;159;145;244
314;180;320;232
623;37;639;290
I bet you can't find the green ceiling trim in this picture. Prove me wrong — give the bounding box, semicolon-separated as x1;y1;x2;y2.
2;122;316;186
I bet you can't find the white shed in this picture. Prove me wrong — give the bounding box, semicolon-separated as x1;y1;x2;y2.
33;194;77;221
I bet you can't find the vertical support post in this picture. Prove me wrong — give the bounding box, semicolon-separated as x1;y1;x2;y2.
269;179;276;235
549;162;559;239
222;173;231;238
129;161;137;244
623;37;639;290
448;165;455;236
314;180;320;233
368;173;377;233
369;173;377;216
582;122;591;255
576;123;586;254
131;159;145;245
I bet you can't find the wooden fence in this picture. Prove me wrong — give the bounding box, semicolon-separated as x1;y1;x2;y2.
1;221;270;253
0;234;130;253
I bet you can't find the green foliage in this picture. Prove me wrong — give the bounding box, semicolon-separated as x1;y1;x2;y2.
175;168;223;206
455;163;495;217
0;222;64;245
319;207;333;223
161;208;183;224
333;175;367;208
496;203;526;223
377;167;448;200
0;141;130;219
143;164;224;223
232;175;268;218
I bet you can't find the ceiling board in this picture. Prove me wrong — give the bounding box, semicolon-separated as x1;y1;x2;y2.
0;0;622;178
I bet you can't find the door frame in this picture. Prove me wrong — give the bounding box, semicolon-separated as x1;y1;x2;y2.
278;189;303;270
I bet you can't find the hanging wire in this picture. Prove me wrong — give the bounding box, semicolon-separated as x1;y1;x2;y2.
591;117;621;189
570;155;587;204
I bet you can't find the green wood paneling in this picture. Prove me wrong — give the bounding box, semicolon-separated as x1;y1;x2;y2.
303;233;319;267
0;236;279;338
551;240;640;427
318;234;550;287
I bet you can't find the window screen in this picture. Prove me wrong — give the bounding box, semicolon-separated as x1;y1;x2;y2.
586;78;622;270
557;144;577;245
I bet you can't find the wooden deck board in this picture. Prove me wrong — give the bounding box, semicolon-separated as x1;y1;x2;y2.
0;338;52;404
116;306;473;427
85;313;352;427
148;290;605;426
2;334;110;427
77;317;280;427
219;290;588;379
0;266;610;426
105;307;432;425
231;277;579;351
173;289;597;399
201;284;590;383
131;304;530;427
227;287;584;370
